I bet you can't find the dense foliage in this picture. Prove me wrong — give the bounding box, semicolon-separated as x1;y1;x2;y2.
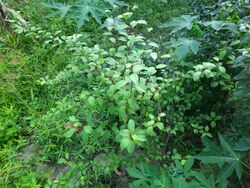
0;0;249;187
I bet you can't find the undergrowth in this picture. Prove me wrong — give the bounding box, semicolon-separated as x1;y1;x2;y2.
0;0;249;187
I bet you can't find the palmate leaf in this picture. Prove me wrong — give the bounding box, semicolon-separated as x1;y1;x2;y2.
170;38;200;60
232;137;250;152
44;0;110;29
195;134;243;182
74;0;107;29
160;15;198;33
171;176;200;188
127;162;215;188
204;21;238;33
44;2;73;19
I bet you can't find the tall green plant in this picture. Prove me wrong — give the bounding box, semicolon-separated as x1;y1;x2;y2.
44;0;127;29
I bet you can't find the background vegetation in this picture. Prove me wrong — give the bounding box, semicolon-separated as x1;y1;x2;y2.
0;0;249;187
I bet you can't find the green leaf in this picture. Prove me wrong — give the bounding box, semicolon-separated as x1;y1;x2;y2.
44;2;72;19
172;176;199;188
133;64;145;73
135;83;146;93
120;137;130;150
80;130;89;145
127;167;147;179
146;127;156;136
88;96;95;106
218;134;236;158
218;66;226;73
160;15;198;33
155;122;164;131
150;52;158;61
193;72;202;81
233;137;250;152
132;134;147;142
127;142;135;153
75;0;107;29
156;64;167;69
183;158;194;173
171;38;201;60
195;134;243;181
204;21;238;33
44;0;109;29
58;158;67;164
130;74;139;84
128;119;135;130
147;67;157;75
101;17;128;32
130;20;147;28
217;162;237;182
64;128;76;138
235;162;243;180
84;125;93;134
160;54;171;59
114;80;128;90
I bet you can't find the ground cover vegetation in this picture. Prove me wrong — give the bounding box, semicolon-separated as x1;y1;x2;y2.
0;0;249;187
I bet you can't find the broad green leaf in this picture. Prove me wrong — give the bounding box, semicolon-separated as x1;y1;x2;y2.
204;21;238;33
148;42;159;48
160;15;198;33
127;142;135;153
132;134;147;142
128;97;139;110
58;158;67;164
171;38;201;60
218;134;237;158
120;137;130;150
150;52;158;61
195;152;238;163
217;162;237;182
130;20;147;28
176;44;189;60
172;176;199;188
235;162;243;180
88;96;95;106
218;66;226;73
156;64;167;69
160;54;171;59
195;134;243;181
114;80;128;90
233;137;250;152
135;83;146;93
147;67;157;75
155;122;164;131
146;127;156;136
133;64;145;73
127;167;147;180
80;130;89;144
190;172;216;188
64;128;76;138
193;71;202;81
44;2;72;19
119;129;130;137
119;105;127;122
84;125;93;134
130;74;139;84
128;119;135;130
44;0;109;29
183;158;194;173
101;17;128;32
